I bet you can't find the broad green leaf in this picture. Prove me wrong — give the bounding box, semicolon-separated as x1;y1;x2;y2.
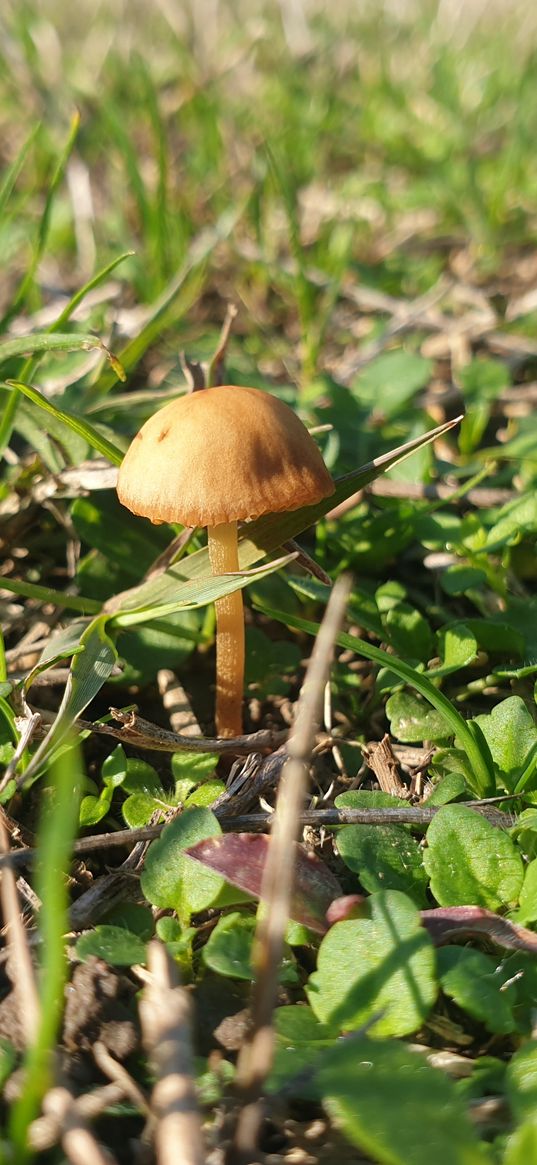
473;697;537;788
122;794;167;828
430;624;478;676
424;805;524;909
171;752;219;783
384;604;433;663
504;1116;537;1165
307;890;436;1037
505;1041;537;1122
386;690;451;743
336;822;428;905
515;859;537;925
437;946;517;1034
440;565;487;595
76;925;147;966
140;808;224;921
352;350;433;417
202;912;256;980
317;1037;487;1165
268;1005;339;1093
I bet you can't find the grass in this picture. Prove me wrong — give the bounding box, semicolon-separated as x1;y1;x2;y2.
1;1;537;1162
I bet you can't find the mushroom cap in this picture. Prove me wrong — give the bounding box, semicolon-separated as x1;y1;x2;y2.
117;384;334;528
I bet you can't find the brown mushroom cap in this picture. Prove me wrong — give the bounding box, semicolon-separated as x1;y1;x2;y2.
117;385;334;528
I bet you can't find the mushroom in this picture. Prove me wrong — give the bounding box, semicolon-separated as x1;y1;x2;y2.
117;385;334;737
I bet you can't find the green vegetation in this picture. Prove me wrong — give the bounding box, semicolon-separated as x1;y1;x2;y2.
1;1;537;1161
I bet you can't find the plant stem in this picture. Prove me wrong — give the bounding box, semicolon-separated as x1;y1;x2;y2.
207;521;244;737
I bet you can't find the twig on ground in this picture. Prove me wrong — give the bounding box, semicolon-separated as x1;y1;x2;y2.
229;575;352;1165
29;1084;125;1151
84;709;286;755
0;799;516;873
93;1040;150;1117
139;940;205;1165
40;1086;119;1165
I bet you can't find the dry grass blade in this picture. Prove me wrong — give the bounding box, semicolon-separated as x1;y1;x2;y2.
139;940;205;1165
230;574;352;1164
0;816;39;1045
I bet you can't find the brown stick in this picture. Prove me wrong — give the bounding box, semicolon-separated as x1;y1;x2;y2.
139;941;205;1165
230;575;352;1164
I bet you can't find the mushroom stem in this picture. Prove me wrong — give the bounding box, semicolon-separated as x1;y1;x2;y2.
207;521;245;738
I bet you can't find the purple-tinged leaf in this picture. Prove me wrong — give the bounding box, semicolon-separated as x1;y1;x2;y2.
325;895;367;926
421;906;537;953
185;833;342;934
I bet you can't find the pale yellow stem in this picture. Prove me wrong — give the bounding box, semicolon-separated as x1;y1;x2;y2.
207;521;244;738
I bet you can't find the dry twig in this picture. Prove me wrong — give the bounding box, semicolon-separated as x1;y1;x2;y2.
230;575;352;1164
139;940;205;1165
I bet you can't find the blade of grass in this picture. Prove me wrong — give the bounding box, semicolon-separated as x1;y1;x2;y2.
2;112;80;329
9;741;82;1160
94;207;243;395
8;617;117;789
49;251;135;333
254;602;496;797
0;124;39;220
4;380;124;465
108;417;462;616
0;576;101;614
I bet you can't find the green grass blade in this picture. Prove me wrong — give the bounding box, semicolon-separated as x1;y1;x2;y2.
50;251;135;333
20;616;117;784
5;380;124;465
110;552;298;625
9;741;82;1158
0;332;124;369
0;576;100;614
2;112;80;328
108;417;461;616
0;124;39;220
256;602;496;798
94;207;243;395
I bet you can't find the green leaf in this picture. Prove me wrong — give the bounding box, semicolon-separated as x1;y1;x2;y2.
384;604;433;663
352;350;433;418
431;624;478;676
268;1005;339;1093
515;859;537;925
122;793;167;828
473;697;537;789
171;752;219;783
424;805;524;909
307;890;437;1038
337;823;428;905
202;912;256;980
140;808;224;921
386;690;451;743
75;925;147;967
317;1036;486;1165
437;946;517;1034
440;566;487;596
504;1117;537;1165
506;1041;537;1123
